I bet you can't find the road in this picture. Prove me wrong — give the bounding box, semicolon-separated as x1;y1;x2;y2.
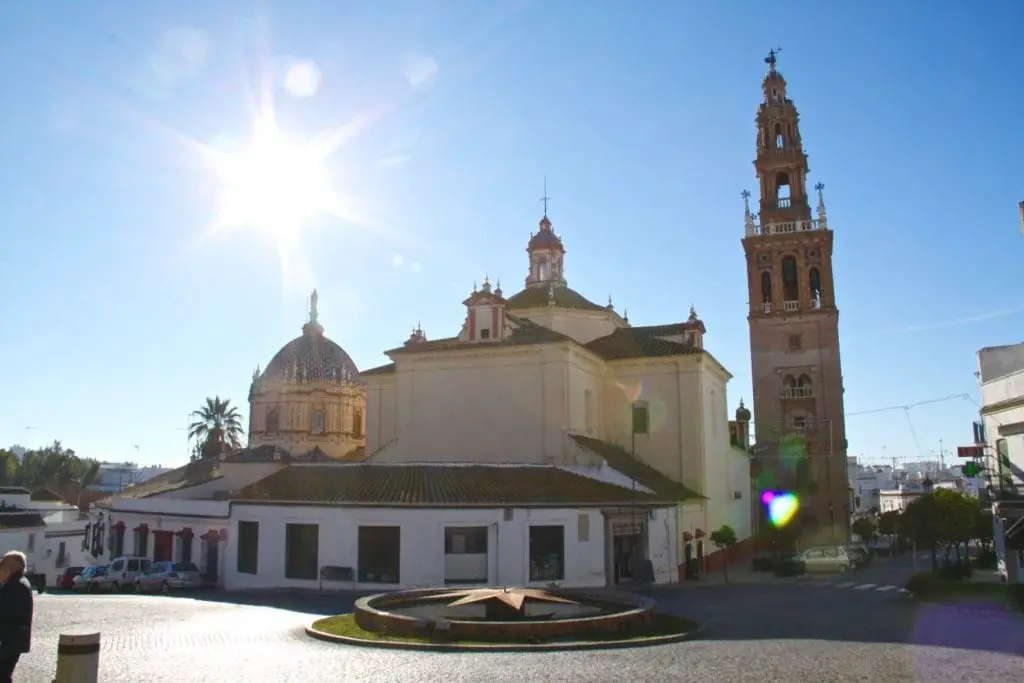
16;577;1023;682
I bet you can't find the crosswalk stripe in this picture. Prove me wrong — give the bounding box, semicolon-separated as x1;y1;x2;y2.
837;582;856;588
875;585;897;592
854;583;876;590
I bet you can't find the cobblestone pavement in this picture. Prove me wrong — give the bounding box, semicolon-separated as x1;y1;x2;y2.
15;588;1024;682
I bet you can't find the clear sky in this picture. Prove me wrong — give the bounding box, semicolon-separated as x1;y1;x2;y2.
1;2;1022;468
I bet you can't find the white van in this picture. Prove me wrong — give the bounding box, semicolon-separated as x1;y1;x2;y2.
103;556;152;592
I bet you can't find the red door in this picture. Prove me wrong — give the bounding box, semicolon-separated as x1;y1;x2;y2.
153;531;174;562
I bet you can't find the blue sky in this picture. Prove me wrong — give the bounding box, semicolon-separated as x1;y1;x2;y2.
1;2;1022;467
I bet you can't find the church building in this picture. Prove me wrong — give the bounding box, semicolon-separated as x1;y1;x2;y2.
742;50;851;544
82;62;784;592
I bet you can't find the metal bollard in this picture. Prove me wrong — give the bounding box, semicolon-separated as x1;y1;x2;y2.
53;633;100;683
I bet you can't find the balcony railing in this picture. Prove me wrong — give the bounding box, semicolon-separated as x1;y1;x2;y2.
761;302;772;313
783;300;799;312
755;219;819;236
780;386;815;400
772;197;791;209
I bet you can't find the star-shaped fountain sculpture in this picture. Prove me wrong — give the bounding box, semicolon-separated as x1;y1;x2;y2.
428;586;579;621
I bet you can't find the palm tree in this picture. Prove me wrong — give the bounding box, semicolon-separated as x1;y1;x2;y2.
189;396;245;460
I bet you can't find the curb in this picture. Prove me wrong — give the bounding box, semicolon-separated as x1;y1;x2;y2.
305;623;704;653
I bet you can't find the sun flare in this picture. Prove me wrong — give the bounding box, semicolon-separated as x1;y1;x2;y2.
215;129;331;235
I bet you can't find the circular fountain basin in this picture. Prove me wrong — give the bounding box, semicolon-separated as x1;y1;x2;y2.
354;587;656;642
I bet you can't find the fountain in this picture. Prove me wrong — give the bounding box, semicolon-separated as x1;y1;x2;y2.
352;585;658;643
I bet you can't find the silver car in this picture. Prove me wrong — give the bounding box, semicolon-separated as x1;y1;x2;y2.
798;546;854;573
135;561;202;593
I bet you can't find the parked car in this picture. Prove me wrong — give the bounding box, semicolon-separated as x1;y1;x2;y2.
135;561;203;593
57;566;85;590
797;546;854;573
104;556;152;592
72;565;108;593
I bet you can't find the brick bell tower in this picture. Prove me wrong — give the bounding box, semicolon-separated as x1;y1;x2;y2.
742;49;849;544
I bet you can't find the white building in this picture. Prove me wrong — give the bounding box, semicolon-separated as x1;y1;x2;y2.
90;462;172;493
90;211;754;591
0;486;92;587
977;342;1024;583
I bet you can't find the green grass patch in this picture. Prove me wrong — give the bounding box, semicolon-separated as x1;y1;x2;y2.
311;613;699;646
906;573;1024;612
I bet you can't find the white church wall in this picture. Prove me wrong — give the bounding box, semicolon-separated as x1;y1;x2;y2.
366;375;397;455
567;349;603;437
224;505;611;591
371;345;569;464
513;308;621;345
603;358;704;494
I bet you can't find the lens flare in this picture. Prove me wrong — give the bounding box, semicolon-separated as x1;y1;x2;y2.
760;490;800;527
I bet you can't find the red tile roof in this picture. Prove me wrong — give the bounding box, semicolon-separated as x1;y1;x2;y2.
230;464;674;507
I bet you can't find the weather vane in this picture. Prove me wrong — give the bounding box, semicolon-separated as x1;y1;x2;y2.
765;47;782;70
814;182;825;192
539;176;551;216
741;189;751;200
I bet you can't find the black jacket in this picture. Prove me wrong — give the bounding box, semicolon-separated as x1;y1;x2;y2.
0;572;33;655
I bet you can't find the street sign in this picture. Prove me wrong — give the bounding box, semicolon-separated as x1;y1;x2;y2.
957;445;984;459
961;462;985;477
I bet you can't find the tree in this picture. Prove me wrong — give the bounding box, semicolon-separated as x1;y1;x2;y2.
709;525;738;583
0;442;99;500
188;396;245;461
901;494;942;572
851;518;876;544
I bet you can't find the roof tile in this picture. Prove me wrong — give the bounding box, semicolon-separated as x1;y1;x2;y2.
231;464;673;507
570;435;703;500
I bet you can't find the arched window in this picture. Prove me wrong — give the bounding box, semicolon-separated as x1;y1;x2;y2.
266;407;280;433
783;375;796;389
760;271;772;304
809;267;822;301
781;256;798;301
797;374;812;388
352;408;363;438
775;172;791;202
774;123;784;149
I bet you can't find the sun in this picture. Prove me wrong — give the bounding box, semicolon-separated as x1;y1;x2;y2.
214;128;331;236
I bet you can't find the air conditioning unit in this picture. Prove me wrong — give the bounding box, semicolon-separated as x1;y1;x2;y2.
733;491;743;500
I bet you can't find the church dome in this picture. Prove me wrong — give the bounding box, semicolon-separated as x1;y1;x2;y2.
260;323;361;385
527;216;564;252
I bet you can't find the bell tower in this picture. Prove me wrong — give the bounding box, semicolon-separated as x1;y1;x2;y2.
742;49;849;544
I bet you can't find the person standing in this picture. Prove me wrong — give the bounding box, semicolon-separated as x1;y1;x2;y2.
0;550;34;682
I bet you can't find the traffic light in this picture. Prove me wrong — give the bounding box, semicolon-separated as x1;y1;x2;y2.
961;462;984;477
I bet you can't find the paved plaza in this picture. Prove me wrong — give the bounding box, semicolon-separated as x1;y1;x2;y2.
16;576;1024;683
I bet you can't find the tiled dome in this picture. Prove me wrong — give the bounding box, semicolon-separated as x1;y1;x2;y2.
260;323;361;385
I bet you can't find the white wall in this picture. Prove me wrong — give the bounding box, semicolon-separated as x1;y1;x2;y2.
225;506;619;591
514;307;623;346
0;527;44;572
39;524;92;587
369;345;570;464
94;509;230;585
981;369;1024;489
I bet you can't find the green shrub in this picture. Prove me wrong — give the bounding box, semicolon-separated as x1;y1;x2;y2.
936;562;972;581
974;550;997;570
905;572;937;596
